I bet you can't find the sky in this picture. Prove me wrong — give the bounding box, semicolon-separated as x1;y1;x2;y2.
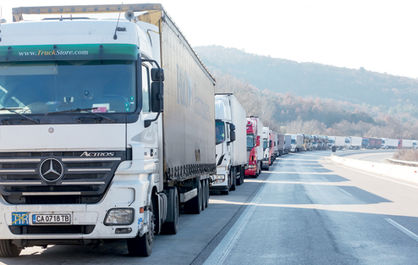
1;0;418;78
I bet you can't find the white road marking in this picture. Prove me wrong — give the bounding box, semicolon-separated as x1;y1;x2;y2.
385;218;418;242
339;188;353;198
203;178;266;265
264;171;334;175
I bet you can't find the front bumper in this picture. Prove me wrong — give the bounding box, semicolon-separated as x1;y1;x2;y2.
0;161;152;240
245;167;257;176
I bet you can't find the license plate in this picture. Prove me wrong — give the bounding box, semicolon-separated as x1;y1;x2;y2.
32;214;72;225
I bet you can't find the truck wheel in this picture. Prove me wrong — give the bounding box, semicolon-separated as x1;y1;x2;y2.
127;199;155;257
204;179;209;208
0;240;21;257
236;167;243;186
161;187;179;235
185;180;202;214
221;189;229;195
201;180;206;211
230;168;236;191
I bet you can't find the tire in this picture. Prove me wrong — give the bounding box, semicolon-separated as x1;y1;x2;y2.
240;167;245;185
0;240;21;257
127;199;155;257
201;180;206;211
185;179;202;214
220;189;229;195
230;168;236;191
161;187;179;235
236;167;243;186
204;179;209;208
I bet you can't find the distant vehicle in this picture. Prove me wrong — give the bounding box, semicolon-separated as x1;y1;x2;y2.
245;117;263;177
349;136;362;149
400;139;414;149
362;137;369;149
319;135;329;150
381;138;398;149
261;127;271;170
311;135;319;150
213;94;247;194
277;134;285;155
269;130;276;164
283;134;292;154
368;138;383;149
334;136;348;149
303;134;313;151
288;134;303;152
328;136;336;149
271;131;280;160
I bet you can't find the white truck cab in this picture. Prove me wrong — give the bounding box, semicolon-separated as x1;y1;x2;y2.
213;94;246;194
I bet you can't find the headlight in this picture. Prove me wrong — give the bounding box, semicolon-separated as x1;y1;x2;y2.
104;208;134;226
214;174;226;184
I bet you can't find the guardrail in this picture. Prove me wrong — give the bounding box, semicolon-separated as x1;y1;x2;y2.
386;158;418;167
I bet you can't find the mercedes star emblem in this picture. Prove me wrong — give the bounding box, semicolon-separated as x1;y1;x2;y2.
39;158;64;182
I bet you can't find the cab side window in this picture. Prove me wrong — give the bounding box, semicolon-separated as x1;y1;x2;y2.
141;63;151;112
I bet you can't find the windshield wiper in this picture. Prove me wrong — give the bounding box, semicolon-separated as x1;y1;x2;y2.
0;107;40;124
47;107;116;122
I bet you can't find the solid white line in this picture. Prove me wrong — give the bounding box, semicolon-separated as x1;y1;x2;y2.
385;218;418;242
339;188;353;198
203;179;265;265
334;163;418;190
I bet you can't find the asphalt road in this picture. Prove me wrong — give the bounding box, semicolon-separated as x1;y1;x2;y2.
1;151;418;265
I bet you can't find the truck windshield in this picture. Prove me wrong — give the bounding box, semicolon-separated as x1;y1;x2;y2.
247;134;254;150
291;139;296;144
216;120;225;145
0;60;136;115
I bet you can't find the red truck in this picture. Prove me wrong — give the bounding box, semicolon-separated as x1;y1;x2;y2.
245;117;263;177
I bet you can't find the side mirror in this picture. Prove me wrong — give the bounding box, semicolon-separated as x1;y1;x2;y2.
230;130;236;142
151;68;164;82
151;81;164;112
229;124;236;142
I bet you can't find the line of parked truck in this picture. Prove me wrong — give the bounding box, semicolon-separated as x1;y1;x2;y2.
0;3;417;258
329;136;418;150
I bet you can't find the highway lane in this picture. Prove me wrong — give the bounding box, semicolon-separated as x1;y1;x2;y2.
204;151;418;265
1;151;418;265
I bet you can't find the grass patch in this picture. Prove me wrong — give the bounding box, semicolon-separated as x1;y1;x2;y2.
393;149;418;162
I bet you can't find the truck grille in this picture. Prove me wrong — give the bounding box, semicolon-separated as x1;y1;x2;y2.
0;151;128;204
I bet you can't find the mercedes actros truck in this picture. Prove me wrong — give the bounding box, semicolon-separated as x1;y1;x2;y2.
0;4;215;257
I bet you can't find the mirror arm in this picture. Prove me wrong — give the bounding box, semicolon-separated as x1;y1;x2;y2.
142;58;162;128
141;58;160;69
144;111;161;128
